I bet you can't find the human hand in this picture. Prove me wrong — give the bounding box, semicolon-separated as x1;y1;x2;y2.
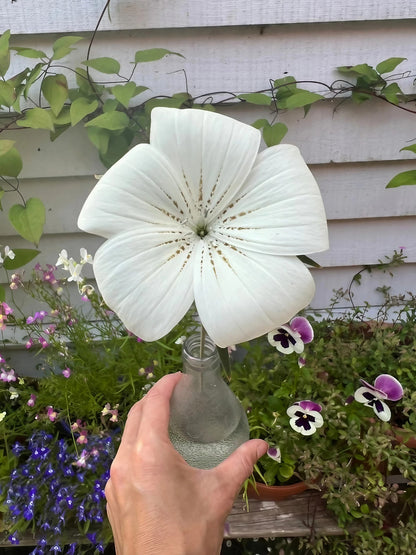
105;372;268;555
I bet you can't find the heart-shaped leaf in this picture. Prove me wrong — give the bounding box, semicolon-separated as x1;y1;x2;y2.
2;248;40;270
9;198;45;246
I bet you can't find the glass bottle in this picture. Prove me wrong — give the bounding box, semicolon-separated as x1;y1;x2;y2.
169;334;250;469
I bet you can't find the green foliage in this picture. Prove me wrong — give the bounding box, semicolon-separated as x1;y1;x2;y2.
8;197;46;246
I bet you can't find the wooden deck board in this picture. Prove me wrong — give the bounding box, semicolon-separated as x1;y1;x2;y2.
226;491;344;539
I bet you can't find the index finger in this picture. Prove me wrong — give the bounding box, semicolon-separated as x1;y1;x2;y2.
139;371;183;435
120;372;182;449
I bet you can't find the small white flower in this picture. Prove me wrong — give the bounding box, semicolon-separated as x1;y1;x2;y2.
56;249;70;268
80;248;93;265
66;260;84;283
4;246;15;260
9;386;19;400
0;411;6;422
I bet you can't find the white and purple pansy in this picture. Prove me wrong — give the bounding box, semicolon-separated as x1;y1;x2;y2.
354;374;403;422
267;446;281;462
268;316;314;355
287;400;323;436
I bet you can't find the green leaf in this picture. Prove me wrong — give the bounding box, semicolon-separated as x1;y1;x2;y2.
23;63;43;99
99;129;134;168
0;140;15;157
400;144;416;155
85;111;129;131
386;170;416;188
0;30;11;76
263;122;288;146
238;93;271;106
103;98;119;112
0;285;5;303
9;198;45;246
144;96;189;114
70;97;98;126
0;81;15;107
297;255;321;268
274;76;297;95
337;63;380;83
134;48;184;63
87;127;110;154
282;91;323;109
112;82;142;108
382;82;403;105
16;108;54;131
82;57;121;74
2;248;40;270
376;57;407;75
12;46;47;59
41;74;68;116
251;119;269;130
51;106;71;126
0;147;22;177
52;36;83;60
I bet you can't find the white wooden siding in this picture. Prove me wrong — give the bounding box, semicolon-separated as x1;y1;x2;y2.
2;0;416;33
1;0;415;327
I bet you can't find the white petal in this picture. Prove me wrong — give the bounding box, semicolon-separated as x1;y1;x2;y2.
214;144;328;255
92;229;196;341
150;108;261;221
354;386;385;404
78;144;191;238
193;239;315;347
373;401;391;422
312;411;324;428
289;417;317;436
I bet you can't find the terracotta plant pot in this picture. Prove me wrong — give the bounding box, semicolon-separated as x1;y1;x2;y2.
392;427;416;449
247;480;308;501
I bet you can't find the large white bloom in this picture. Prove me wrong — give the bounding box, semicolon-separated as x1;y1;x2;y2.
78;108;328;347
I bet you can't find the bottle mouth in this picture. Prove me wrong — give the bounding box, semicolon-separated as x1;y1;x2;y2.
183;333;217;362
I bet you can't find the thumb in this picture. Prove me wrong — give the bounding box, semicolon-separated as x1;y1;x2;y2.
216;439;268;494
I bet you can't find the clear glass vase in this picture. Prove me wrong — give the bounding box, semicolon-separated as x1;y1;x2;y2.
169;334;250;469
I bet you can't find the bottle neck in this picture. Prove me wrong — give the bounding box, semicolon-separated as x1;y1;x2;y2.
182;334;221;382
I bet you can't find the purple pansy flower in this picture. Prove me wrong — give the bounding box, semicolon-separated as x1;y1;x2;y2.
354;374;403;422
267;446;281;462
268;316;314;355
287;400;324;435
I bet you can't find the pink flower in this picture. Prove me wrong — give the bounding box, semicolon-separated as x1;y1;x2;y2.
9;273;22;290
45;325;56;335
71;419;82;432
27;393;37;407
25;338;34;349
47;406;58;422
1;302;13;315
62;367;71;378
74;450;89;468
0;368;16;382
76;431;88;445
38;337;49;349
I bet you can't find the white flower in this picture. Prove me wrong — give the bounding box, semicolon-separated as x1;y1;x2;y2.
0;246;15;264
56;249;70;269
80;248;93;265
78;108;328;347
0;411;6;422
9;386;19;400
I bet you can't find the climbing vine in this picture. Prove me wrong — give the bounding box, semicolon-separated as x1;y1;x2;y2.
0;0;415;275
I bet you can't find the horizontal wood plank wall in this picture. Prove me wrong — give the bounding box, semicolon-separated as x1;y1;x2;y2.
1;0;415;335
2;0;416;33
